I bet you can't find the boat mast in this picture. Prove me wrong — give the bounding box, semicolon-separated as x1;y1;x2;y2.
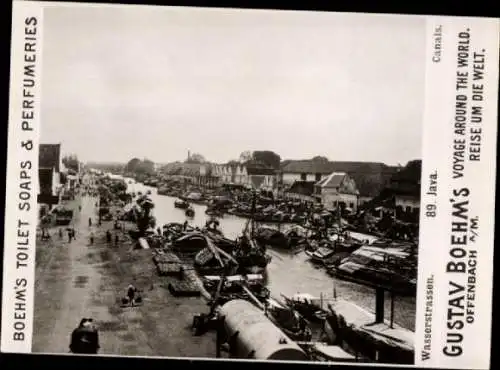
337;200;341;232
251;188;257;237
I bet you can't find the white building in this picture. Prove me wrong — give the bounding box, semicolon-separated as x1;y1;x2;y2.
314;172;359;211
280;160;329;185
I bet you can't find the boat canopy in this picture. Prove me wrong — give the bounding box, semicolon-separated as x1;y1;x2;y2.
246;274;263;281
351;245;411;261
313;247;334;258
204;274;263;282
226;275;245;282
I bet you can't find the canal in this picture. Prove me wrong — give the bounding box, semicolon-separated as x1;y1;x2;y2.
124;177;416;331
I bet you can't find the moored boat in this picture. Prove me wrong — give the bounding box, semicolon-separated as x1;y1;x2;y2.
305;245;337;264
232;236;272;274
265;298;313;341
202;274;270;305
182;191;206;204
326;244;417;296
174;199;190;209
254;227;288;249
282;293;329;323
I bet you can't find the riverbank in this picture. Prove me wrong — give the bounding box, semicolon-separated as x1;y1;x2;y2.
33;195;216;357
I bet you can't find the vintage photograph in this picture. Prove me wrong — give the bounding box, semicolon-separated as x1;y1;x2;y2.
33;4;424;364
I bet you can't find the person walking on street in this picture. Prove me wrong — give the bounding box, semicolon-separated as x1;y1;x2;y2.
59;228;63;239
127;283;138;307
114;233;119;246
89;232;94;245
88;218;92;227
106;230;112;244
67;229;72;243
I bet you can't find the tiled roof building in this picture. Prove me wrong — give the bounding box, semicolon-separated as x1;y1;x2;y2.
280;159;397;198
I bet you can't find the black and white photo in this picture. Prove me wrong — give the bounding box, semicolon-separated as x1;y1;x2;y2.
2;2;499;369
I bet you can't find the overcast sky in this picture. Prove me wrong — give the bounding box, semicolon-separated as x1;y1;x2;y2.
41;5;425;165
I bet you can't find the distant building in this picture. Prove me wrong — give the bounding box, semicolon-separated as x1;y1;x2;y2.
389;160;421;213
210;162;276;191
367;160;421;222
247;166;276;191
314;172;359;211
37;143;63;207
198;163;219;188
279;159;397;204
279;160;329;184
161;162;201;184
211;163;234;184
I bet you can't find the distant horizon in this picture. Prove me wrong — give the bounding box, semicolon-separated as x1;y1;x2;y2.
41;6;425;167
81;156;421;167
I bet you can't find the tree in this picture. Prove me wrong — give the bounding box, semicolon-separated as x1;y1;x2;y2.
62;154;80;172
312;156;329;163
239;151;253;163
125;158;141;173
185;153;206;164
252;150;281;169
135;159;155;175
124;158;155;175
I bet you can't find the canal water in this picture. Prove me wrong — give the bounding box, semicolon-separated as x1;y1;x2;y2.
123;177;416;331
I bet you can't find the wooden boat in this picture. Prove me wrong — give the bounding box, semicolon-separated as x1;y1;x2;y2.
282;293;329;323
328;264;417;296
172;232;210;255
265;298;313;341
206;233;236;252
254;227;289;249
182;192;206;204
185;207;195;218
326;244;417;296
205;208;224;217
233;244;271;274
305;246;337;264
202;274;270;304
174;199;190;209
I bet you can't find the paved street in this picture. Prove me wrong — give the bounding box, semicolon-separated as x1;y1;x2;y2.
33;178;215;357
